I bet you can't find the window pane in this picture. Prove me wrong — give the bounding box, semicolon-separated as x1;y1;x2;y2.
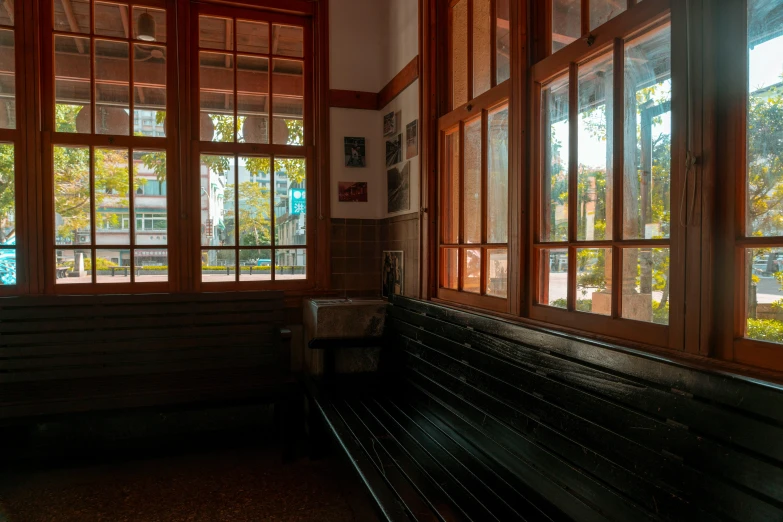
240;248;272;282
275;248;306;280
538;248;568;308
237;20;269;54
134;44;167;137
0;1;12;26
0;29;15;129
95;40;130;136
464;248;481;293
133;7;166;43
200;52;235;142
746;247;783;343
199;16;233;51
54;146;91;246
747;1;783;237
272;24;303;58
442;248;459;289
464;117;482;244
473;0;492;98
578;52;613;241
0;143;13;245
95;147;130;246
238;156;271;246
443;129;460;244
590;0;627;31
541;75;569;242
202;249;236;282
577;248;612;315
488;105;508;244
272;59;304;145
452;0;468;108
0;248;15;285
95;2;128;39
135;249;168;283
496;0;510;84
55;249;92;284
96;248;130;283
54;0;89;34
274;158;306;246
621;247;669;324
55;36;91;133
200;155;234;247
237;56;269;144
487;248;507;298
552;0;579;54
624;24;672;240
134;150;166;246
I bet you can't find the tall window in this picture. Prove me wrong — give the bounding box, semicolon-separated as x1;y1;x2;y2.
438;0;510;312
0;2;18;288
195;5;311;287
47;0;171;288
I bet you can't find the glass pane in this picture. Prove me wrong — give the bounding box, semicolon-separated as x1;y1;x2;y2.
134;150;166;246
200;52;234;142
452;0;468;108
55;36;91;134
237;20;269;54
55;249;92;284
272;24;303;58
133;7;166;43
272;59;304;146
0;29;15;129
487;248;507;298
443;129;460;244
496;0;510;84
95;2;128;39
590;0;627;30
552;0;580;54
442;248;459;289
240;248;272;282
578;52;613;241
202;249;236;283
464;117;482;244
624;24;672;240
238;156;271;246
0;1;12;26
274;157;306;246
747;1;783;237
0;144;13;246
621;247;669;324
134;44;166;137
464;248;481;293
96;248;130;283
0;248;15;285
94;147;130;246
237;55;269;144
541;75;569;242
488;105;508;244
275;248;306;280
54;0;89;34
577;248;612;315
54;146;91;246
538;248;568;308
473;0;492;98
95;40;130;136
200;155;235;247
746;247;783;343
199;16;233;50
135;249;168;283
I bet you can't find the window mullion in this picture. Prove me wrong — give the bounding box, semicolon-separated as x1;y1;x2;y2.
581;0;590;36
129;146;135;282
467;0;474;102
480;109;488;294
567;62;578;311
611;37;624;319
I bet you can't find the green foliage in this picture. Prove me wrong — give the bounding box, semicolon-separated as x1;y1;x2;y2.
62;257;118;271
747;318;783;344
0;143;15;243
748;84;783;236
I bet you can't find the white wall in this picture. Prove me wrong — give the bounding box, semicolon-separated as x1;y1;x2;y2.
329;0;383;92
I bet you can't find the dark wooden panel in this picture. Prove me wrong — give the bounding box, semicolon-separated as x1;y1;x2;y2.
329;89;379;110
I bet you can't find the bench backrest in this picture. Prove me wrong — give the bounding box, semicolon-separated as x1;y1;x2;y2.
386;296;783;522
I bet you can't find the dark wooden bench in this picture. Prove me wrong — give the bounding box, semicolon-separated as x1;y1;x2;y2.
310;295;783;522
0;291;298;456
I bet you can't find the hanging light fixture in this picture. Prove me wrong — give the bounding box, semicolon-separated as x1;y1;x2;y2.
137;9;157;42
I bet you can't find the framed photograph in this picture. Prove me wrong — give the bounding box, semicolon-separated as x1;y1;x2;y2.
338;181;368;202
406;120;418;159
344;137;366;167
387;162;410;213
383;111;397;136
382;251;404;298
386;134;402;167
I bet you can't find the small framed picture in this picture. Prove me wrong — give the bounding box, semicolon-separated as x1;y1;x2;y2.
382;251;404;298
386;134;402;167
344;137;366;167
338;181;368;202
383;111;397;137
406;120;418;159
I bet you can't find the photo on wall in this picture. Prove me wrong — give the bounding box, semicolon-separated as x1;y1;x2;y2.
338;181;368;202
406;120;418;159
383;111;398;137
344;137;366;167
387;162;410;214
382;250;404;298
386;134;402;167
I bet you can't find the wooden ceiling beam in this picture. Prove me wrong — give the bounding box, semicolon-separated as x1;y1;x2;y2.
60;0;86;54
2;0;13;25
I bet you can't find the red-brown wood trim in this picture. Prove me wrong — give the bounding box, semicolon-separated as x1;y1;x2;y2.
194;0;314;17
328;90;379;111
378;55;420;110
327;55;420;112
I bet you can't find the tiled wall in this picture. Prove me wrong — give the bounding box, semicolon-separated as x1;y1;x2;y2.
379;213;420;298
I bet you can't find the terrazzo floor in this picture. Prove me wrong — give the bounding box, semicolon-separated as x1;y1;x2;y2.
0;447;380;522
